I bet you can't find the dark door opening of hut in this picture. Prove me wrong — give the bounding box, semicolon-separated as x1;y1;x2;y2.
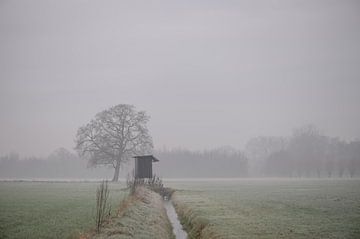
133;155;159;179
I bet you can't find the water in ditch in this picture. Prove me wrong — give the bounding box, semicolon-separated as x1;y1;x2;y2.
164;200;188;239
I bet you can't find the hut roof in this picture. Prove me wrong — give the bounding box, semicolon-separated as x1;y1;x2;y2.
133;155;159;162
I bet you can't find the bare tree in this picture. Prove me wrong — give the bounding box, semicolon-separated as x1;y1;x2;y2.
346;140;360;178
324;138;344;178
245;136;288;176
288;125;327;177
75;104;153;182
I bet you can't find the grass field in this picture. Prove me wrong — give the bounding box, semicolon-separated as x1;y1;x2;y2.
1;179;359;239
0;181;127;239
168;179;360;239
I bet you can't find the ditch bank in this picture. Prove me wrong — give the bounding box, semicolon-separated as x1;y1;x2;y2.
172;192;221;239
88;187;174;239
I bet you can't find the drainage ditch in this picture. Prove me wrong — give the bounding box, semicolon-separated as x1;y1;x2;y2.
164;200;188;239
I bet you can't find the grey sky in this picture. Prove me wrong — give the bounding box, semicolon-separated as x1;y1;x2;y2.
1;0;360;157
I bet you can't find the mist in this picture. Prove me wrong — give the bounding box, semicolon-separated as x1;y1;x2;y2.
2;2;360;239
1;0;360;179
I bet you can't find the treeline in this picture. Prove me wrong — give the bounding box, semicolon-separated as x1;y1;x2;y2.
1;125;359;179
154;146;248;178
0;147;248;179
0;148;115;180
246;125;360;177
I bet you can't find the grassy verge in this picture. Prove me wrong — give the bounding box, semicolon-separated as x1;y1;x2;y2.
90;186;174;239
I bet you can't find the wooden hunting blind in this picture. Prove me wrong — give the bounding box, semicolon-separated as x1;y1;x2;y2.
133;155;159;179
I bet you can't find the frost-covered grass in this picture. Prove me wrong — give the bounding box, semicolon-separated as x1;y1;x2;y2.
169;179;360;239
92;186;174;239
0;181;126;239
2;179;359;239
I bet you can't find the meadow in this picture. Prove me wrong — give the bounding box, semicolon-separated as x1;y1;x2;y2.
0;181;126;239
168;179;360;239
1;179;360;239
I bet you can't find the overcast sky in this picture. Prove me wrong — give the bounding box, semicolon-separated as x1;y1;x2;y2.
1;0;360;157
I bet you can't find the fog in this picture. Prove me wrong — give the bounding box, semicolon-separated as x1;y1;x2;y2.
1;1;360;179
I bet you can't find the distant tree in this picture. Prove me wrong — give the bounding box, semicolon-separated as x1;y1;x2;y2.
265;150;292;177
324;138;345;178
336;141;347;178
209;146;248;176
48;147;77;161
288;125;327;177
154;147;248;178
346;140;360;177
245;136;287;176
75;104;153;182
0;152;20;178
7;152;20;161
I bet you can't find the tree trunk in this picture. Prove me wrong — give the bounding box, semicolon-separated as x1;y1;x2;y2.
112;160;121;182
